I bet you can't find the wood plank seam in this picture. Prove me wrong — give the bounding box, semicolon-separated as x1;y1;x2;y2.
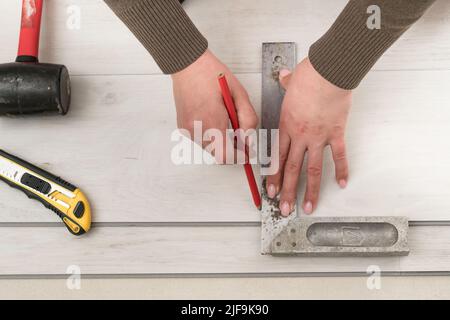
2;271;450;279
0;221;450;228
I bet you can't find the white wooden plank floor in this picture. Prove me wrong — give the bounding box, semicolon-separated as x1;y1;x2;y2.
2;71;450;223
1;0;450;75
1;0;450;277
0;226;449;276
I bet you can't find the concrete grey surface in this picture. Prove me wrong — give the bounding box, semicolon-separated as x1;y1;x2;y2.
271;216;409;256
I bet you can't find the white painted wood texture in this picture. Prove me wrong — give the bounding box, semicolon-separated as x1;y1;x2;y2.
0;226;449;275
0;0;449;76
1;0;450;276
2;71;450;222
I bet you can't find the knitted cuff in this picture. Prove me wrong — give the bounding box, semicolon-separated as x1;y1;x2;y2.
105;0;208;74
309;1;394;90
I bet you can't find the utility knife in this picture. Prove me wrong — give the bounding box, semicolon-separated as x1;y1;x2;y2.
0;149;91;235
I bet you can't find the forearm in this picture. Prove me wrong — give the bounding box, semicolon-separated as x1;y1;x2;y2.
309;0;436;90
104;0;207;74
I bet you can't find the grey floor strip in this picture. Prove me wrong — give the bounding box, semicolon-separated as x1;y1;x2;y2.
1;271;450;280
0;222;260;228
1;220;450;228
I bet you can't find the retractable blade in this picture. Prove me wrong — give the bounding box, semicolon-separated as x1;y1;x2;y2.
0;149;91;235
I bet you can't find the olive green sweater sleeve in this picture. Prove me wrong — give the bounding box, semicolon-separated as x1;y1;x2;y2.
104;0;207;74
309;0;436;89
105;0;435;82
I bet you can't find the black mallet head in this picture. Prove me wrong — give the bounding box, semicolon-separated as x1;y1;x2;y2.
0;61;71;115
1;0;71;116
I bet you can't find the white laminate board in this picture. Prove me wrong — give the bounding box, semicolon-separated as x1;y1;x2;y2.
0;0;449;75
0;226;449;275
1;71;450;222
0;74;262;223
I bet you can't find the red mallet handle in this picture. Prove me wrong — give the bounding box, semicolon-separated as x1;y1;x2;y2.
17;0;44;60
218;73;262;210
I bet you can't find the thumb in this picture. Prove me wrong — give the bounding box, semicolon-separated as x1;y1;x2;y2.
279;69;292;90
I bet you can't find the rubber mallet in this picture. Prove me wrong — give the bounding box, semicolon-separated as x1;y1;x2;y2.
0;0;70;115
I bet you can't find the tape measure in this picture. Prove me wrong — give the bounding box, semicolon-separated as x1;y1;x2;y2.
0;149;91;235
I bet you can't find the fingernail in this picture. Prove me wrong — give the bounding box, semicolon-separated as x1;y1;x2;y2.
303;201;313;215
267;184;276;199
279;69;290;79
280;201;291;217
339;179;347;189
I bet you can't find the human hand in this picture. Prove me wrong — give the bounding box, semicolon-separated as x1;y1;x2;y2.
171;49;258;163
266;58;352;216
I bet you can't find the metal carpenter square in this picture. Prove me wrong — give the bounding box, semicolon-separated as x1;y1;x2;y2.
271;216;409;257
261;42;297;254
261;42;296;163
260;43;410;257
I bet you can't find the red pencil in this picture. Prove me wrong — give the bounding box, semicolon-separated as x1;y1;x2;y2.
218;73;262;210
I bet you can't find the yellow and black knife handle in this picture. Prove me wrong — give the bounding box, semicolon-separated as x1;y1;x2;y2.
0;149;91;236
